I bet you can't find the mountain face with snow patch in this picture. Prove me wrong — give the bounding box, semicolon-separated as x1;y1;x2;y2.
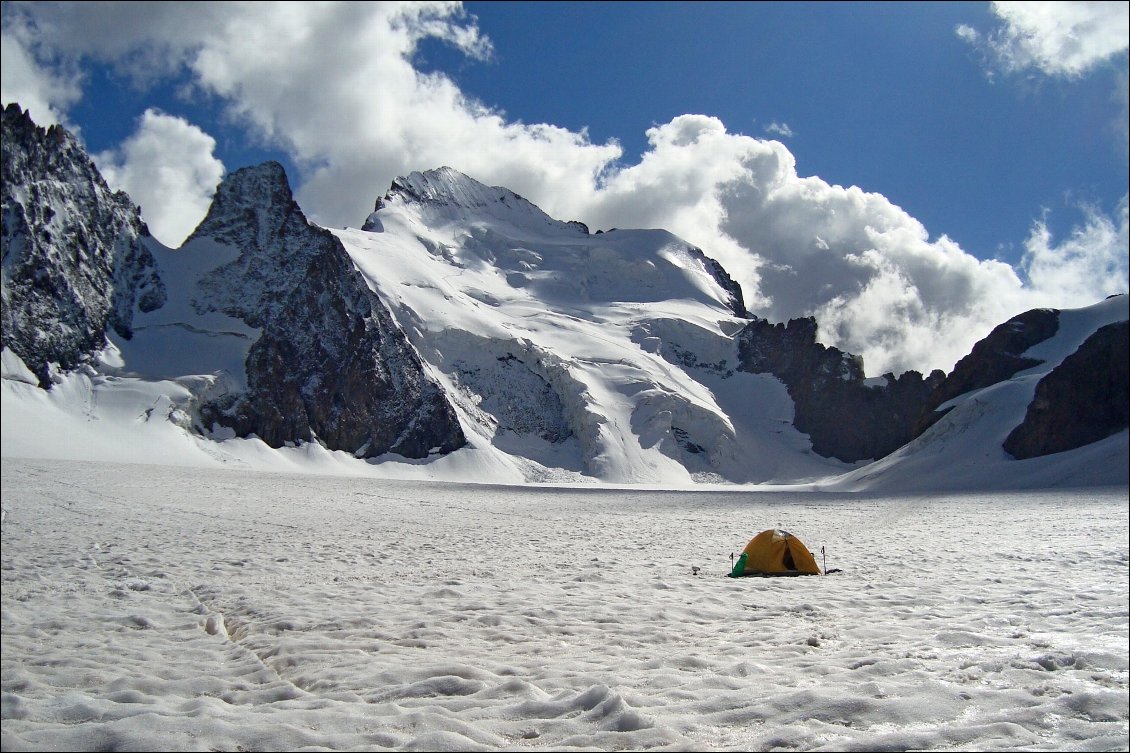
340;166;844;483
172;163;466;459
736;317;945;462
909;302;1128;461
1003;317;1128;459
1;104;165;387
827;293;1128;491
916;307;1061;436
1;106;1126;488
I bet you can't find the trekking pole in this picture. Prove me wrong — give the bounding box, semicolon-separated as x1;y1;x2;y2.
822;545;827;575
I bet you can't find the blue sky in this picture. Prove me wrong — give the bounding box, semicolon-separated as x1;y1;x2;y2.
422;2;1128;264
2;1;1128;374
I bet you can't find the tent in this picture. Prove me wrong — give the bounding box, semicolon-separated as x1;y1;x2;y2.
730;529;821;577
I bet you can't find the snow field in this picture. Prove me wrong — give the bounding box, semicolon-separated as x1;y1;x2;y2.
2;458;1126;751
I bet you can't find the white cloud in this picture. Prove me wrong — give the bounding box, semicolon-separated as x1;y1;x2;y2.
762;121;794;138
94;109;225;248
1020;195;1130;304
179;2;619;230
4;1;1128;376
957;2;1129;165
0;27;81;126
1;1;615;232
954;24;980;45
962;1;1129;78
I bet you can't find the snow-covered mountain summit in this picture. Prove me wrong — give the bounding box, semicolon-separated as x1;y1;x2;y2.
367;165;567;231
338;167;810;483
363;167;747;317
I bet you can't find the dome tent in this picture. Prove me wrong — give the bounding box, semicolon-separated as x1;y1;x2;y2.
729;529;821;577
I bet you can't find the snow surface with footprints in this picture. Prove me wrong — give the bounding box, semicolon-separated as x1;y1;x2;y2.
2;458;1126;751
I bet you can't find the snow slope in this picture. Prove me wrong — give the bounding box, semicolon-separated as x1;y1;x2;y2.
2;458;1126;751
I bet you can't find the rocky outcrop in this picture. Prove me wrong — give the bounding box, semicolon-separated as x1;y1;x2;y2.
737;316;943;462
1003;320;1129;459
1;104;165;386
916;307;1060;434
191;163;465;459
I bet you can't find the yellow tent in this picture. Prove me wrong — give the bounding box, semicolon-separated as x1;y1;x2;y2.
730;529;821;577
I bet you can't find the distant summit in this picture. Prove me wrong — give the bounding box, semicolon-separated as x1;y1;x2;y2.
365;166;576;233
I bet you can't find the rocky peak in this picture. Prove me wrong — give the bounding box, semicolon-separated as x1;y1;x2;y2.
188;160;466;459
186;161;339;328
201;237;466;459
193;161;295;241
1;103;166;386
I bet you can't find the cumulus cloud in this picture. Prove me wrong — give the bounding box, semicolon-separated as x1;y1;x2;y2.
4;1;1128;376
581;116;1033;374
94;110;225;248
959;1;1129;78
2;1;618;229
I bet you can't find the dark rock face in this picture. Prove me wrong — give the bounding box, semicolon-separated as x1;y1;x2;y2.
737;316;943;462
917;307;1060;433
186;161;332;328
1;104;165;386
194;164;465;459
738;317;861;381
1003;320;1129;459
203;243;465;459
